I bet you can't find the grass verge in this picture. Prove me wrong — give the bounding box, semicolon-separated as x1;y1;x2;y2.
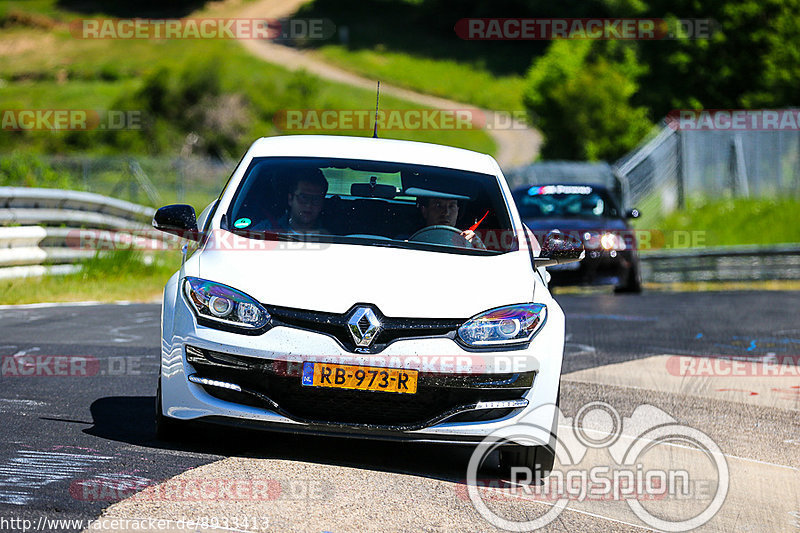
313;46;526;113
0;4;495;158
0;249;179;305
635;197;800;247
291;0;537;113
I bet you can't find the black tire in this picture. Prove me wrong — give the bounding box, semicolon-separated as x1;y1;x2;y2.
498;386;560;482
155;377;183;441
498;444;556;483
614;262;642;294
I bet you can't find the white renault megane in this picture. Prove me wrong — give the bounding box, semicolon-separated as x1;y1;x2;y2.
154;135;582;475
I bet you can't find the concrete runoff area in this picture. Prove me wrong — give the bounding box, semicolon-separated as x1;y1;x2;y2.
87;372;799;533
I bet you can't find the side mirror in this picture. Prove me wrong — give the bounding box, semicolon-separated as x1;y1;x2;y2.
626;208;640;219
153;204;200;241
534;230;584;268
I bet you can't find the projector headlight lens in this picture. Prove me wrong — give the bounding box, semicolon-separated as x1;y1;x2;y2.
183;277;270;329
458;304;547;347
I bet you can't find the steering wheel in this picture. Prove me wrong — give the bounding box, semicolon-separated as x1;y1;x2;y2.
408;225;473;248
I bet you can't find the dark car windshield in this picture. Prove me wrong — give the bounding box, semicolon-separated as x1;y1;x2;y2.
225;156;517;254
514;185;620;219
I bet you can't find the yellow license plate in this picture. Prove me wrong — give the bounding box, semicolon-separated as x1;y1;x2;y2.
301;362;418;394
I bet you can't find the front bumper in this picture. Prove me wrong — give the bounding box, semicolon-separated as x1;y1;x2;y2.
160;282;564;447
549;248;636;286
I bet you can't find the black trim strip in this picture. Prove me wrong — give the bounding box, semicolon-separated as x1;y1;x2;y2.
193;415;490;444
189;373;527;431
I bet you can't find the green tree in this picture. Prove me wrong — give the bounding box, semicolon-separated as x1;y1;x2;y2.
524;40;653;160
635;0;800;112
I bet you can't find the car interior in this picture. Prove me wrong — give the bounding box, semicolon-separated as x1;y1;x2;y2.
226;157;516;251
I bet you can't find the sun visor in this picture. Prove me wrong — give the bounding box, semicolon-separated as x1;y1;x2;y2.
404;187;472;201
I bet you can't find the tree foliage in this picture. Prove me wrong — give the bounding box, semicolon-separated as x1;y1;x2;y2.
524;40;653;160
519;0;800;160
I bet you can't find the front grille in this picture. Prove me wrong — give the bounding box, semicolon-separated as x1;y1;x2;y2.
265;304;464;353
186;346;533;428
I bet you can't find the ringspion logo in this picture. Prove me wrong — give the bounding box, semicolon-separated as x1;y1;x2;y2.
466;402;729;531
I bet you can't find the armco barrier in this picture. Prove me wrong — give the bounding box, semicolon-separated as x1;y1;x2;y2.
2;187;798;283
640;245;800;283
0;187;158;280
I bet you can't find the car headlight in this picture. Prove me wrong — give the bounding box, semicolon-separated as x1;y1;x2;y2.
600;232;626;251
183;277;270;330
583;231;601;249
458;304;547;347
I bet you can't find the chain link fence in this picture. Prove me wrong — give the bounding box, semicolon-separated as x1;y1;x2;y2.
1;154;232;212
614;122;800;217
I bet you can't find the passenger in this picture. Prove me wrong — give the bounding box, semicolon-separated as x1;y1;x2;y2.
278;169;329;234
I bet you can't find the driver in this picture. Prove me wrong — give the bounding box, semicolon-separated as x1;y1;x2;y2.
418;197;483;247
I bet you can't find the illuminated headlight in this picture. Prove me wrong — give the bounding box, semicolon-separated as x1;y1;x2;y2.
458;304;547;347
600;233;626;250
183;276;270;330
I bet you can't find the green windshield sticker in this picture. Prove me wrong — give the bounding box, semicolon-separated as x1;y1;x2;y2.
234;217;251;228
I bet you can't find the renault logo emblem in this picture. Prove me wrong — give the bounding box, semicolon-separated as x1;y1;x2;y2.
347;307;381;347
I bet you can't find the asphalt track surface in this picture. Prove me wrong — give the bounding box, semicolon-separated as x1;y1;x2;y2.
0;291;797;532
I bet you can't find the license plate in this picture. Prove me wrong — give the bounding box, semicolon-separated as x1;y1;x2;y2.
301;362;418;394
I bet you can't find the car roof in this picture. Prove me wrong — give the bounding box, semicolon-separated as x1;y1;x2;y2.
247;135;499;175
511;183;611;194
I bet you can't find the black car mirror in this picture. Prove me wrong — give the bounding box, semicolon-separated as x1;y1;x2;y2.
350;183;397;199
534;230;584;268
153;204;200;241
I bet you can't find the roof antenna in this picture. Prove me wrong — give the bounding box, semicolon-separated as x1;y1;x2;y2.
372;81;381;138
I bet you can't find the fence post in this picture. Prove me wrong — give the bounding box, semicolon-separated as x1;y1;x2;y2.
677;130;686;208
729;135;750;197
177;157;186;203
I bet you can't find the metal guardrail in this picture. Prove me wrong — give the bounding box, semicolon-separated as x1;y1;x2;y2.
640;245;800;283
2;188;798;283
0;187;159;280
0;187;155;221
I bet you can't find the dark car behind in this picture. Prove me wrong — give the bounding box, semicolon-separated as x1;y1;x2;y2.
512;184;642;293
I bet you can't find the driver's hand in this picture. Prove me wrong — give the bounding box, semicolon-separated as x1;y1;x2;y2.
460;230;486;249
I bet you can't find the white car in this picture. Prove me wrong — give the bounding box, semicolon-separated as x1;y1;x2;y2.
154;135;582;475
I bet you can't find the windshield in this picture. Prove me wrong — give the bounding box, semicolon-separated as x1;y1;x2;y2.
514;185;620;219
225;157;517;254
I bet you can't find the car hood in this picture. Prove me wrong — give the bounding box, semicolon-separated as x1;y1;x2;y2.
195;235;536;318
523;217;628;233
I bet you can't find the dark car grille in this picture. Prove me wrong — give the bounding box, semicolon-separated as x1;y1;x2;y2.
186;346;533;428
265;303;464;353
